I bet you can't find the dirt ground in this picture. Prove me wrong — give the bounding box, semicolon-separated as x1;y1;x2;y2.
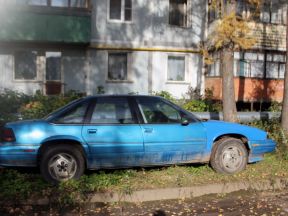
1;189;288;216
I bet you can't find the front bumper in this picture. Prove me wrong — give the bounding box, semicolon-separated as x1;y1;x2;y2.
248;139;276;163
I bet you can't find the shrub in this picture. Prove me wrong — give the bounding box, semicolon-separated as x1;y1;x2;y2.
20;91;83;120
153;91;176;103
268;101;282;112
183;100;207;112
0;89;31;125
248;119;288;159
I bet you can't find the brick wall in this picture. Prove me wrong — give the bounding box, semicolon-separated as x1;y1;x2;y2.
205;77;284;102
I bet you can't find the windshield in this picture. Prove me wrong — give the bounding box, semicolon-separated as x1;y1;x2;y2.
44;98;84;121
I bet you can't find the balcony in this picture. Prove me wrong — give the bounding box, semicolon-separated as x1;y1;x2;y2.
0;1;91;44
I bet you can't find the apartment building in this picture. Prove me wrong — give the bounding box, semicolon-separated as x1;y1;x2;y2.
0;0;206;98
206;0;287;109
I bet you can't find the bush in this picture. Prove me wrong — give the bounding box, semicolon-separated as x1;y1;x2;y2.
183;100;207;112
20;91;83;120
0;89;31;125
268;101;282;112
248;119;288;159
153;91;177;103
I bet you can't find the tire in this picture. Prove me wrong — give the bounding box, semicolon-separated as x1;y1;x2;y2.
40;144;85;184
210;138;248;174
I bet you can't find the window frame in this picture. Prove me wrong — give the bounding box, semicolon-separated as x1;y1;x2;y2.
49;99;91;125
13;50;39;82
135;96;200;125
166;54;188;83
168;0;191;28
108;0;133;23
106;52;133;83
85;97;139;125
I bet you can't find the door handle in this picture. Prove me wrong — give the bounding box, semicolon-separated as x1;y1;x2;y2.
144;128;153;133
87;129;97;134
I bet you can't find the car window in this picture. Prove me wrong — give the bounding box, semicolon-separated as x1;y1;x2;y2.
90;98;135;124
52;102;89;124
137;97;182;124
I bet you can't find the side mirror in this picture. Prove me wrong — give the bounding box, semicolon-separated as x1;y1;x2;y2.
181;119;189;126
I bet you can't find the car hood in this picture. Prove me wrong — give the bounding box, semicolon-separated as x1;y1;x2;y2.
201;120;267;141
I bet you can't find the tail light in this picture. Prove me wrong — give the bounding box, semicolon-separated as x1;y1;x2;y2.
1;128;16;142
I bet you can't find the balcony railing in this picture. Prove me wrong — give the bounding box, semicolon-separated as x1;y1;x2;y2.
0;0;91;44
1;0;91;9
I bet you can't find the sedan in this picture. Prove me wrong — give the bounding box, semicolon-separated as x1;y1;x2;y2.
0;95;276;183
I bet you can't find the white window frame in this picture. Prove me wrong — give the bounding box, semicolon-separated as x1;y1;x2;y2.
45;52;62;82
107;0;132;23
106;52;133;83
166;53;189;84
168;0;192;28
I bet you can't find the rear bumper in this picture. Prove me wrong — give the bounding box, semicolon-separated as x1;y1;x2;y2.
248;139;276;163
0;144;38;167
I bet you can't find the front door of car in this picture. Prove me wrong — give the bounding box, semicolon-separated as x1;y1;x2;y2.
136;97;207;165
81;97;144;169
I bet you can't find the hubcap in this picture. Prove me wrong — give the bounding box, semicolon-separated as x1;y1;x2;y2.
48;153;77;181
222;146;243;171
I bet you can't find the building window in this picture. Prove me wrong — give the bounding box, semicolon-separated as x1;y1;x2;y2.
28;0;48;6
261;3;287;25
46;52;61;81
207;53;221;77
208;0;222;23
234;52;264;78
51;0;69;7
109;0;132;22
169;0;188;27
14;51;37;81
167;56;186;81
266;54;286;79
108;53;128;81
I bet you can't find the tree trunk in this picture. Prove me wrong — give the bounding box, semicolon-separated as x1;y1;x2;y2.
222;48;238;122
221;0;238;122
281;6;288;131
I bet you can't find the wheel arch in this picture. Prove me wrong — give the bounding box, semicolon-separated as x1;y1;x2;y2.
212;134;250;153
37;139;88;168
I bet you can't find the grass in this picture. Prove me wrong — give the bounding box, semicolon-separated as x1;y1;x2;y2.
0;153;287;206
1;119;288;206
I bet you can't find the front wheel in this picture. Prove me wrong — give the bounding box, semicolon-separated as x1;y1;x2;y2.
40;145;85;184
210;138;248;174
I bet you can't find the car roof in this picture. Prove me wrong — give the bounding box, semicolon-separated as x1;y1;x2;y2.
84;95;163;100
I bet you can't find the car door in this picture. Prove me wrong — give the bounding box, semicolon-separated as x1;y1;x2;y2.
135;97;207;165
81;97;144;169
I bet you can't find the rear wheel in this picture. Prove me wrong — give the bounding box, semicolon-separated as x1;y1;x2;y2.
210;138;248;174
40;145;85;184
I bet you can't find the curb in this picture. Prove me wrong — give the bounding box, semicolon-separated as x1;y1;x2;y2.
89;178;288;203
27;178;288;205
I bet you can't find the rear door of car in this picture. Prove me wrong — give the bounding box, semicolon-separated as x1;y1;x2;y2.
134;96;207;165
81;96;144;169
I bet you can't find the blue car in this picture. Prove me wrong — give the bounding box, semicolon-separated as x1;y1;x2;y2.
0;95;276;183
